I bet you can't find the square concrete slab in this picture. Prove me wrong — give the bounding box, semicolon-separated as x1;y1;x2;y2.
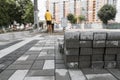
43;60;55;69
69;70;87;80
30;60;44;70
56;69;70;80
27;69;54;76
24;76;54;80
7;64;31;70
8;70;28;80
0;70;15;80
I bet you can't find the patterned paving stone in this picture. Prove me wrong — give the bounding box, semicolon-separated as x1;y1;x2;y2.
69;70;87;80
7;64;31;70
0;70;15;80
55;69;70;80
27;69;54;76
8;70;28;80
30;60;44;70
24;76;54;80
43;60;55;69
12;61;34;65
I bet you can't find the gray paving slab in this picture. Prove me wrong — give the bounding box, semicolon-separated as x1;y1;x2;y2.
93;48;105;55
80;41;92;47
24;76;54;80
55;69;70;80
93;41;105;47
27;69;54;76
7;64;31;70
82;69;118;80
104;61;116;69
0;70;15;80
30;60;44;70
107;69;120;80
80;48;92;55
12;61;34;65
69;70;87;80
8;70;28;80
56;64;66;69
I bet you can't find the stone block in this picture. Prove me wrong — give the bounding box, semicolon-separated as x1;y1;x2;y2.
117;54;120;61
116;61;120;68
64;31;80;41
92;55;103;61
79;55;91;61
80;31;93;40
93;41;105;47
107;32;120;40
80;48;92;55
65;40;79;48
104;55;116;61
93;33;107;40
79;61;91;68
104;61;116;68
64;48;79;55
93;48;105;55
91;61;104;68
105;48;119;54
66;62;78;69
106;41;119;47
80;41;92;47
64;55;79;62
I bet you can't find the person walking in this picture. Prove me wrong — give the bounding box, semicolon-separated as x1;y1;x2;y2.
45;10;52;33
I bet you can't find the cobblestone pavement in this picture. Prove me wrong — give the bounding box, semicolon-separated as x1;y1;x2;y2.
0;34;120;80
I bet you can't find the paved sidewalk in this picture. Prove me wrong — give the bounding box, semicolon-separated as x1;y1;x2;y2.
0;34;120;80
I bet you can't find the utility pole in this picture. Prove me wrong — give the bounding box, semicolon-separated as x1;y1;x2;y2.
34;0;39;30
53;2;56;19
63;1;65;18
74;0;76;15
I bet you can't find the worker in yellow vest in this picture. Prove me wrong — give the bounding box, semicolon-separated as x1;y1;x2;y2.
45;10;52;33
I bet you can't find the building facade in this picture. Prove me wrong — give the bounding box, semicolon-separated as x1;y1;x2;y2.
46;0;117;23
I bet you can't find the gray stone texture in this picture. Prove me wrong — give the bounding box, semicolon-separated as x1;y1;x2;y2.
80;48;92;55
91;61;104;68
27;69;54;76
106;41;119;47
65;40;79;48
80;31;93;40
66;62;78;69
93;33;107;40
64;55;79;62
64;48;79;55
80;41;92;47
79;61;91;68
104;55;116;61
104;61;116;68
93;48;104;54
105;48;119;54
107;32;120;40
65;31;80;41
92;55;103;61
79;56;91;61
93;41;105;47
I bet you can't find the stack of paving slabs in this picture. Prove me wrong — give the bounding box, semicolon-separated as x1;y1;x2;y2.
92;32;106;68
79;31;93;68
64;31;80;69
105;32;120;68
64;30;120;69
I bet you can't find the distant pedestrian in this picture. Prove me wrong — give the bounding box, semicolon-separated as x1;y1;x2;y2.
45;10;52;33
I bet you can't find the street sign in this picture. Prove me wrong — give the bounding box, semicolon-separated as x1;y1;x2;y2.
61;18;67;27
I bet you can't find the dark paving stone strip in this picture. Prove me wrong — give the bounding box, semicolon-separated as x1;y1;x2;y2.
0;40;23;50
0;40;39;73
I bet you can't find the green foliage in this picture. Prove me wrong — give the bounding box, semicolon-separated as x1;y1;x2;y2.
78;15;85;23
0;0;34;28
67;13;77;24
97;4;116;25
